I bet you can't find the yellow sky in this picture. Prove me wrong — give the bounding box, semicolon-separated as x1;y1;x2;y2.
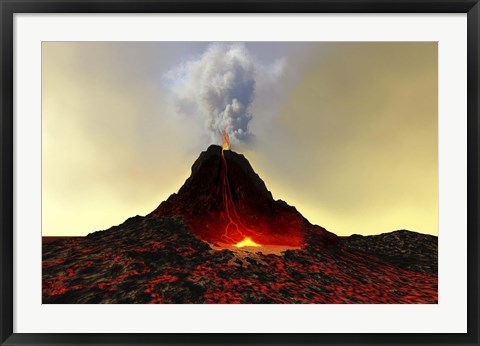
42;42;437;236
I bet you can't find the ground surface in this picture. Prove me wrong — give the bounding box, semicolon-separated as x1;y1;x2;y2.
42;216;438;304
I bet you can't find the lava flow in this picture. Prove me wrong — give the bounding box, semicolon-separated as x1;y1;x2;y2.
151;135;307;247
219;128;262;247
222;128;230;151
234;237;261;248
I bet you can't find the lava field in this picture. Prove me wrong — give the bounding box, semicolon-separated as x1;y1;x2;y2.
42;216;437;304
42;145;437;304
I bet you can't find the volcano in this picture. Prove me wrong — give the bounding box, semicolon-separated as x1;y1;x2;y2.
151;145;334;247
42;145;438;304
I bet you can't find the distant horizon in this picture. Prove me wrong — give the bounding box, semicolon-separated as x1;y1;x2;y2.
42;144;437;238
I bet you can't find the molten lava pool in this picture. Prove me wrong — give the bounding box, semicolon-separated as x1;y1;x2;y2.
211;238;301;255
234;237;261;248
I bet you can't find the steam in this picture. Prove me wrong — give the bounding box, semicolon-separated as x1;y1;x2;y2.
165;43;285;146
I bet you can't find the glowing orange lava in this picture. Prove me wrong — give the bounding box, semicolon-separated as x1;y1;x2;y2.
218;128;260;245
234;237;261;248
222;128;230;151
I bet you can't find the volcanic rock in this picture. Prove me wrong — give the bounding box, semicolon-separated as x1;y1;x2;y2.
42;146;438;304
151;145;336;247
342;230;438;273
43;215;438;304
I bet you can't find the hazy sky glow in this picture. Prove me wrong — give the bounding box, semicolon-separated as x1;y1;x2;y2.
42;42;437;236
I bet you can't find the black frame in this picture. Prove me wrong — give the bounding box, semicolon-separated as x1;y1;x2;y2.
1;1;479;345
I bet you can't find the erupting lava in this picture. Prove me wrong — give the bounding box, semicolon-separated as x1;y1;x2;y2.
151;135;307;247
219;128;262;246
222;128;230;151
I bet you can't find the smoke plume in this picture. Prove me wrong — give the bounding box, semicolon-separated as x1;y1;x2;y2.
166;43;285;146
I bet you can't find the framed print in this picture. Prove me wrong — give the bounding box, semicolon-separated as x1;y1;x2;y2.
1;0;479;345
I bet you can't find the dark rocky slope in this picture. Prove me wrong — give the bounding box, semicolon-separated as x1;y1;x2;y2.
43;216;437;304
42;146;437;304
151;145;337;247
342;230;438;273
